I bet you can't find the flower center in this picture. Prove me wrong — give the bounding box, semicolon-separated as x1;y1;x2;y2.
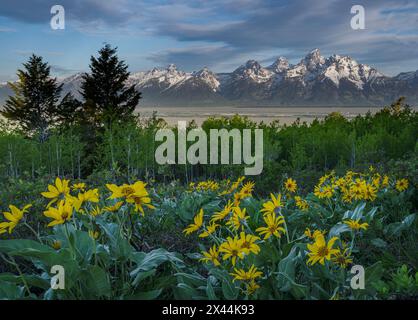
317;246;329;257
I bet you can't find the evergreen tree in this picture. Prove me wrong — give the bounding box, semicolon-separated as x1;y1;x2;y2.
1;54;63;141
55;93;83;127
80;44;141;127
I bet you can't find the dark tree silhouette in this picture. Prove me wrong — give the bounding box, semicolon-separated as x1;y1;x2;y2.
80;44;141;127
1;54;63;141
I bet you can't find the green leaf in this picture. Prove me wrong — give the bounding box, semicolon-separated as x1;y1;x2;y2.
371;238;387;248
206;277;218;300
82;265;111;298
329;223;350;237
0;280;25;299
132;269;156;287
277;246;297;290
129;289;162;300
130;248;183;278
0;273;49;290
210;268;238;300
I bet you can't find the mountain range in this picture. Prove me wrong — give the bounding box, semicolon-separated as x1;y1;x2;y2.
1;49;418;107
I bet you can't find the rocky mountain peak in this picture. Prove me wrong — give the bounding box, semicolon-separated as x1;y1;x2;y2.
269;57;290;73
303;48;325;70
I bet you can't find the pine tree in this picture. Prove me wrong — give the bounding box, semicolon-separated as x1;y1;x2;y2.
80;44;141;127
1;54;63;141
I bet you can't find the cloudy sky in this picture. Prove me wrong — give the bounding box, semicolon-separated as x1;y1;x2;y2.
0;0;418;81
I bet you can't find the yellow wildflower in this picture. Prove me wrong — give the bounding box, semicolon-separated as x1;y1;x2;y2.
240;181;255;198
41;177;70;207
260;193;283;216
90;206;102;217
200;245;221;267
307;233;339;265
332;248;353;268
246;280;260;295
238;232;260;255
51;240;62;250
88;230;100;240
219;236;246;266
304;228;326;240
183;209;204;235
295;196;309;211
255;211;286;240
381;175;389;188
226;207;249;230
344;219;369;231
79;188;100;203
211;200;233;222
364;184;377;201
43;200;74;227
199;222;219;238
72;182;86;192
104;201;124;212
284;178;297;193
396;179;409;192
0;204;32;234
230;265;263;282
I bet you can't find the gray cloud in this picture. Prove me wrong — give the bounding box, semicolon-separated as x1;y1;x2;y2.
0;0;140;25
147;0;418;74
1;0;418;74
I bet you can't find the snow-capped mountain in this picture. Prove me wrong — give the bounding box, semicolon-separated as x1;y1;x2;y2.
1;49;418;106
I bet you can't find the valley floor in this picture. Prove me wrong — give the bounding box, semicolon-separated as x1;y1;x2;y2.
136;105;418;125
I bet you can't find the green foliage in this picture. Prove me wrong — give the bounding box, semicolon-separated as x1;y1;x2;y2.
0;55;69;140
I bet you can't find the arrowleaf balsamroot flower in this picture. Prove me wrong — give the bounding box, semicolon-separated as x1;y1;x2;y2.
238;232;260;255
332;248;353;268
106;183;135;199
0;204;32;234
284;178;297;193
88;230;100;240
200;245;221;266
255;212;286;240
246;280;260;295
230;265;263;282
219;236;246;266
127;188;155;215
51;240;62;250
226;207;249;230
72;182;86;192
240;181;255;198
295;196;309;211
183;209;204;235
199;222;219;238
106;181;154;215
307;233;339;266
41;177;70;207
79;189;100;203
43;200;74;227
260;193;283;216
211;200;233;222
395;178;409;192
104;201;124;212
344;219;369;231
304;228;326;240
90;206;103;217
